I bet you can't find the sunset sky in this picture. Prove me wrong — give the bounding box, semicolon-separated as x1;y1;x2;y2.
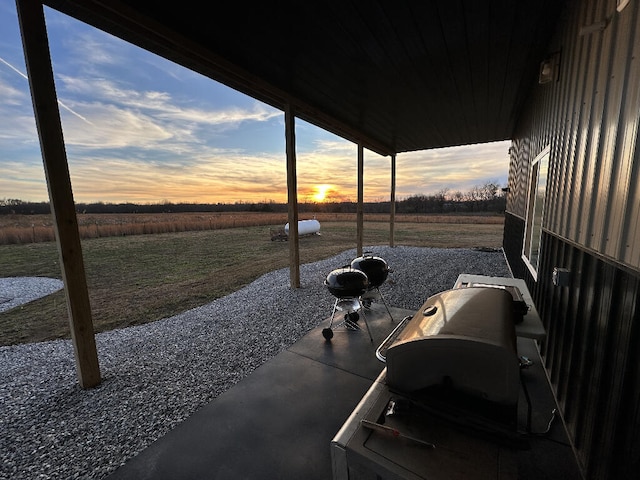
0;3;510;205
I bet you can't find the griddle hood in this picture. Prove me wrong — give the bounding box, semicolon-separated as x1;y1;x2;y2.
385;287;519;406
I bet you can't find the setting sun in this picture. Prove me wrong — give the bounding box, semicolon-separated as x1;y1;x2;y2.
312;184;332;202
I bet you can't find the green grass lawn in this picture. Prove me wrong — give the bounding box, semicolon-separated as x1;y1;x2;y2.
0;220;504;345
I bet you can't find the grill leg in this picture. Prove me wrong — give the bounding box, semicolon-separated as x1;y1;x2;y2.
358;304;374;343
343;299;373;343
327;298;340;329
376;287;395;323
324;298;373;343
322;298;341;340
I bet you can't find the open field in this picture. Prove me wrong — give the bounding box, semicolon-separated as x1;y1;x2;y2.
0;211;503;244
0;215;504;345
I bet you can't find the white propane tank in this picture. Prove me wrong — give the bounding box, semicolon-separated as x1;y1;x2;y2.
284;219;321;236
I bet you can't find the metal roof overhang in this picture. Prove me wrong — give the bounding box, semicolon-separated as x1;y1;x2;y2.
42;0;565;157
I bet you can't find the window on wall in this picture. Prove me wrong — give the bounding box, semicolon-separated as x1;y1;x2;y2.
522;146;549;278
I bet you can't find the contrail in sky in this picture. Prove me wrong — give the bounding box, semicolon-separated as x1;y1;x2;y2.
0;55;94;125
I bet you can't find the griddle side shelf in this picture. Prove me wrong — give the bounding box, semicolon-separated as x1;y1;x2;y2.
453;274;546;340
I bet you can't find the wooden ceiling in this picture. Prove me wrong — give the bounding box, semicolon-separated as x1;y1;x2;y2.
42;0;565;156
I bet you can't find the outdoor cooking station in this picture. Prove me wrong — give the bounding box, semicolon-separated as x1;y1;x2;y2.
101;270;580;480
331;275;545;480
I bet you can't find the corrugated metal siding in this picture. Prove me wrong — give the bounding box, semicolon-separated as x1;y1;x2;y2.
503;219;640;479
503;0;640;478
506;0;640;270
612;9;640;267
539;233;640;479
505;142;527;218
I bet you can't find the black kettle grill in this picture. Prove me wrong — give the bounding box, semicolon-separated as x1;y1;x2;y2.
322;267;373;342
350;253;394;321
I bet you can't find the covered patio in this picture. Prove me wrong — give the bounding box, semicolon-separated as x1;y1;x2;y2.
8;1;598;478
104;293;581;480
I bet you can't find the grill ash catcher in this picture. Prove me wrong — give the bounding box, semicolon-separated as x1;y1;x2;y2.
322;253;394;342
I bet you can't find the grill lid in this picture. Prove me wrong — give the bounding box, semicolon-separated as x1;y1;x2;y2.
383;287;520;406
324;267;369;298
350;253;389;288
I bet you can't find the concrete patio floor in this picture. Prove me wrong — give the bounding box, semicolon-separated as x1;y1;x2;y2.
105;302;583;480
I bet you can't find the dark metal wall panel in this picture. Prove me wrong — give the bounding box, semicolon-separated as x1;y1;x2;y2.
541;233;640;480
502;211;526;278
503;218;640;479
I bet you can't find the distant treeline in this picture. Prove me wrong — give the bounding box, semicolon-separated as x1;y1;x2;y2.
0;182;506;216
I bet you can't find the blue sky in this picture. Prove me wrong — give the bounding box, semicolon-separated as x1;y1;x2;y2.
0;3;510;205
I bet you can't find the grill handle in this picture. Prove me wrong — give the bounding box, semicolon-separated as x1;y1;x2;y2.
375;315;412;363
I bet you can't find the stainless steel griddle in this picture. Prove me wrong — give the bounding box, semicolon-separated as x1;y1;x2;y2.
332;286;525;480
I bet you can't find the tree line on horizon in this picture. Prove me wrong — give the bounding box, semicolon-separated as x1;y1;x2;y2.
0;182;505;216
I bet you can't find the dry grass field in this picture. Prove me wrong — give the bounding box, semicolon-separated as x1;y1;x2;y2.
0;212;505;345
0;211;503;245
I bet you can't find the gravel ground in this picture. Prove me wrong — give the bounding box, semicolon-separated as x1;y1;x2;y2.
0;246;511;480
0;277;63;313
